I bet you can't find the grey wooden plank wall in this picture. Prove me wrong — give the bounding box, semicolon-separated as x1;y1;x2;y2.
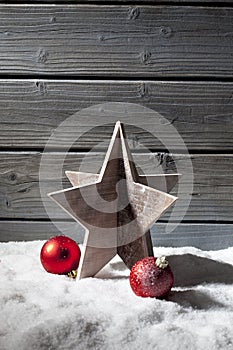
0;2;233;249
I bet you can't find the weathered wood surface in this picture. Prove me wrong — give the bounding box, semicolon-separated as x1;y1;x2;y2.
0;220;84;242
1;152;233;221
1;80;233;150
0;6;232;77
50;122;174;278
11;1;233;3
0;2;233;248
1;221;232;251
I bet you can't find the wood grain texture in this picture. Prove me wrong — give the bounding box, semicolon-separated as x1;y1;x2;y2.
0;6;232;77
0;220;85;242
48;122;176;277
1;152;233;221
1;220;232;251
9;1;233;3
1;80;233;150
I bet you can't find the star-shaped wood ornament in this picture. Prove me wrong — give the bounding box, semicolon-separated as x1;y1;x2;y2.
49;122;179;279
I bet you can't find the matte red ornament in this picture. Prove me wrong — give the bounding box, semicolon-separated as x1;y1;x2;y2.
130;256;174;298
40;236;81;275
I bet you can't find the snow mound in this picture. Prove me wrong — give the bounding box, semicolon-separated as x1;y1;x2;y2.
1;241;233;350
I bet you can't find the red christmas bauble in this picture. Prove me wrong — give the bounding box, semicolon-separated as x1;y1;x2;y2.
130;256;174;298
40;236;81;275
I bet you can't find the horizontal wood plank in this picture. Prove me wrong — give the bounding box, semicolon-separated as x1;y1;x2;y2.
0;6;232;76
0;221;84;243
10;1;233;3
1;152;233;221
1;80;233;150
0;220;232;250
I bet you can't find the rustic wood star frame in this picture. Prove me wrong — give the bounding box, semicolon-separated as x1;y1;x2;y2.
49;122;180;279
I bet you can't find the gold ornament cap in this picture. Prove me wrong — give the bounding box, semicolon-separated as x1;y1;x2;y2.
67;270;77;279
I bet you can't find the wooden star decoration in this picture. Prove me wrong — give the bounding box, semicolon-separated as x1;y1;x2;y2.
49;122;179;279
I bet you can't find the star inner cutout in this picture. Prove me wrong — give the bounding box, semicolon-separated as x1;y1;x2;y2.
49;122;179;279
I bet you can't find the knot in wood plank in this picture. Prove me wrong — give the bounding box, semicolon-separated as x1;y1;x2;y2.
140;51;151;65
49;16;56;24
36;48;49;64
8;172;17;183
4;195;11;209
160;26;172;38
139;83;149;98
128;7;140;20
35;81;47;95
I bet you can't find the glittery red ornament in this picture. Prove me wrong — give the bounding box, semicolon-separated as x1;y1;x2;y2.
40;236;81;275
130;256;174;298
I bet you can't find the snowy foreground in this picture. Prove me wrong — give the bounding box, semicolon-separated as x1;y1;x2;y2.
1;241;233;350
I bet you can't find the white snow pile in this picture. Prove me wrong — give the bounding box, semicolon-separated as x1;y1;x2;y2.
1;241;233;350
